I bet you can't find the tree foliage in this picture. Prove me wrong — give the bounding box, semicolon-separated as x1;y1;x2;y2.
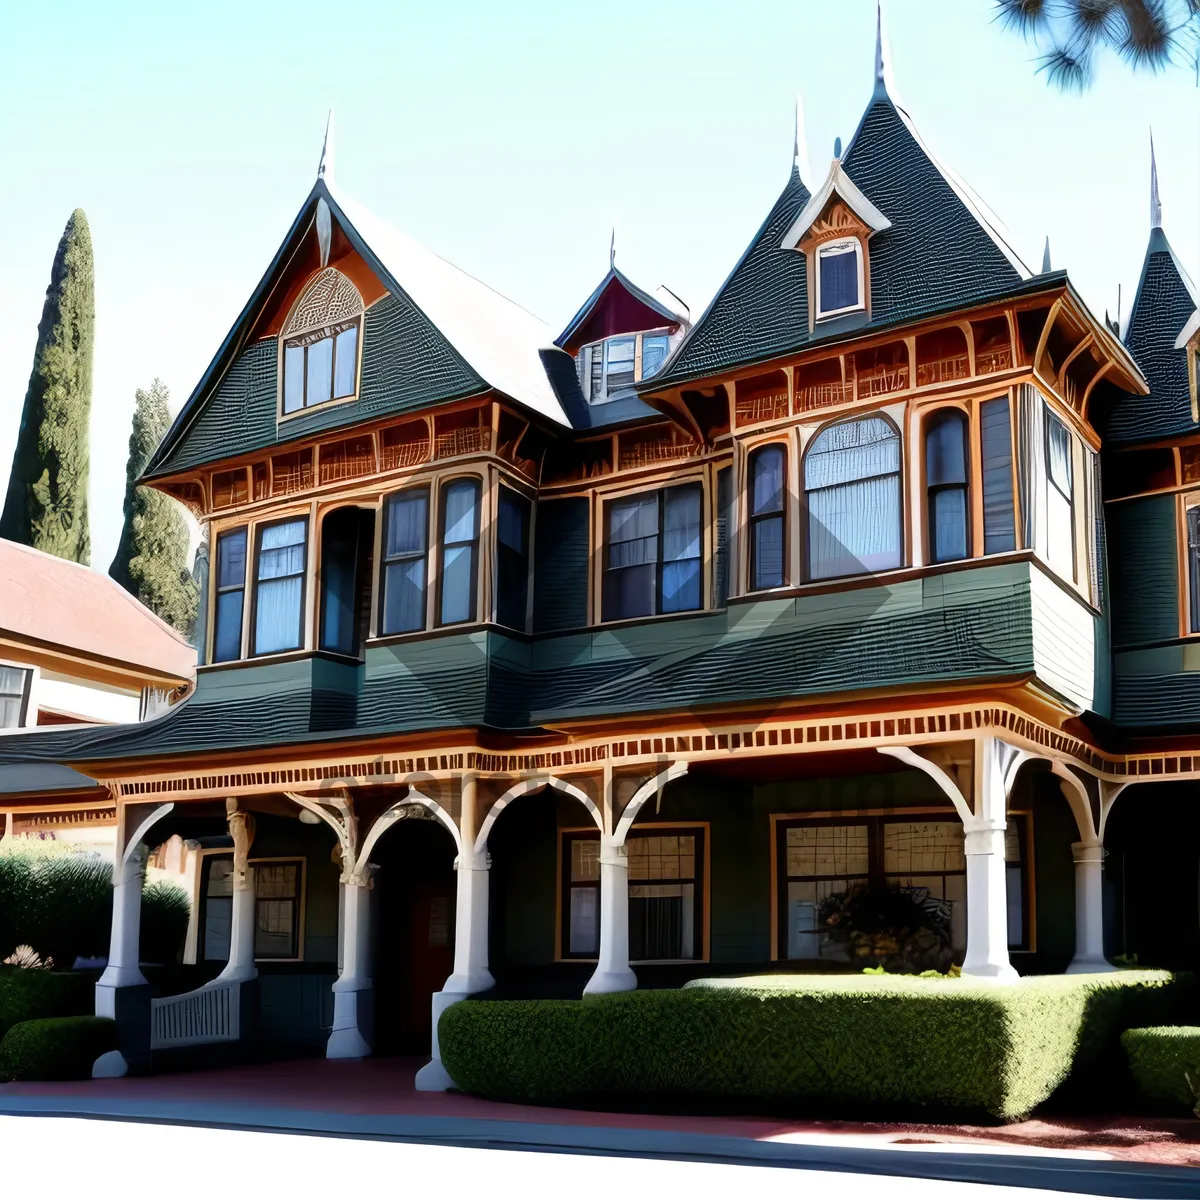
0;209;94;563
108;379;198;637
996;0;1200;89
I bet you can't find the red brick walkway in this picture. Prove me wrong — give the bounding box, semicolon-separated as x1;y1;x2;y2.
5;1057;1200;1168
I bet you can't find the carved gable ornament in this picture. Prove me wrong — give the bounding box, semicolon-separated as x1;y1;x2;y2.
780;159;891;253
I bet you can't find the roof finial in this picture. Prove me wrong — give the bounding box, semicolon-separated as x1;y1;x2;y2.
318;109;335;182
874;0;894;99
609;226;616;269
1042;236;1051;273
793;93;812;188
1150;128;1162;230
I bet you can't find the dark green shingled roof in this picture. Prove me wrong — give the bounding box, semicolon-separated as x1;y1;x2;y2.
1103;228;1198;447
648;96;1026;389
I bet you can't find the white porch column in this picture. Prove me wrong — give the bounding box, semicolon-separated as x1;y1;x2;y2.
584;836;636;995
961;737;1018;982
218;807;258;983
95;843;149;1013
327;872;374;1058
1066;840;1113;973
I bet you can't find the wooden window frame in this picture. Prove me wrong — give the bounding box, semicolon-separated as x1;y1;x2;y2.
248;515;310;658
0;661;32;729
436;476;483;628
281;317;363;418
923;406;972;564
378;485;432;637
814;237;865;321
580;328;676;404
211;525;249;664
556;822;710;965
197;852;308;964
495;483;533;633
746;441;789;593
1043;403;1077;584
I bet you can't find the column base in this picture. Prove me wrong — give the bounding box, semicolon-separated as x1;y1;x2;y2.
414;1058;456;1092
583;967;637;995
326;980;373;1059
414;988;473;1092
960;961;1019;983
441;970;495;996
1065;957;1118;975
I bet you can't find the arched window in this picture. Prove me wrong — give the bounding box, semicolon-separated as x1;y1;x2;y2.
281;268;364;415
748;444;786;590
439;478;482;625
805;416;901;580
925;409;969;564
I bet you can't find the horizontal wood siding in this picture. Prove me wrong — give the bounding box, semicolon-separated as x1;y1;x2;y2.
1029;569;1095;711
1107;495;1178;647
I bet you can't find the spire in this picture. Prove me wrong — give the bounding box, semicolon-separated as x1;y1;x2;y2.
1041;236;1051;273
793;93;812;188
873;0;895;99
609;226;616;269
318;109;335;182
1150;129;1162;230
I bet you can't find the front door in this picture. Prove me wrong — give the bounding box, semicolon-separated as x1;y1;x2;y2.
400;878;455;1045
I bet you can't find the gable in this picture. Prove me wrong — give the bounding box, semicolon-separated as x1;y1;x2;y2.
1104;231;1198;446
561;274;679;355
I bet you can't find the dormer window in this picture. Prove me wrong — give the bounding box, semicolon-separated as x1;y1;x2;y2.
816;238;864;320
579;330;674;404
280;268;365;417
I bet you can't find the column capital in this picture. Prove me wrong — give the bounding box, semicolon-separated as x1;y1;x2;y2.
1071;840;1105;864
455;851;491;872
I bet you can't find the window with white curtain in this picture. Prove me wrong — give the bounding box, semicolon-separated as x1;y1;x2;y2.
0;665;30;728
748;444;786;590
380;488;429;635
602;484;702;621
926;409;969;563
439;478;481;625
1189;507;1200;633
1044;407;1075;580
805;416;902;580
252;519;308;655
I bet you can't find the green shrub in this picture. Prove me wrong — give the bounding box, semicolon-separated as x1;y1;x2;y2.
439;971;1179;1122
0;1016;116;1081
141;880;190;966
1122;1027;1200;1113
0;967;93;1038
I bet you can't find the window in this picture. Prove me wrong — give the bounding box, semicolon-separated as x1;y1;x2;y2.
1189;507;1200;633
496;486;532;631
816;238;863;319
748;445;786;590
319;508;374;657
213;527;248;663
713;466;733;607
280;268;364;415
200;857;304;962
602;484;702;621
254;861;302;959
252;519;307;655
380;488;429;635
779;815;1031;961
980;396;1016;554
439;478;481;625
561;828;705;961
805;416;902;580
0;666;30;729
579;331;674;403
1044;407;1075;579
926;409;969;563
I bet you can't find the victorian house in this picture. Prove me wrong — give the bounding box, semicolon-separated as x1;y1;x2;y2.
0;23;1196;1085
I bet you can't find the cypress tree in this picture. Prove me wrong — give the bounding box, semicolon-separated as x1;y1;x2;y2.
109;380;198;638
0;209;94;563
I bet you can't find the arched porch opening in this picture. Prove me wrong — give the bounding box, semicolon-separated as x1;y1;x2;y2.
1105;781;1200;969
368;807;459;1055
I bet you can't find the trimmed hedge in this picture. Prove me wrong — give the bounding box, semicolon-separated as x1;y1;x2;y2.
0;1016;116;1082
1122;1027;1200;1113
0;967;93;1039
439;971;1180;1121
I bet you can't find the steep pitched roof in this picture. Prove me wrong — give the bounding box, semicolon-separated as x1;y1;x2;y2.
0;539;195;684
648;89;1029;390
147;178;567;478
1104;227;1199;446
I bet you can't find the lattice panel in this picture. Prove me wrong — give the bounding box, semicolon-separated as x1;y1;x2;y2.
283;268;364;336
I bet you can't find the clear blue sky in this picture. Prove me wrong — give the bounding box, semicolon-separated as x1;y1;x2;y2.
1;0;1196;572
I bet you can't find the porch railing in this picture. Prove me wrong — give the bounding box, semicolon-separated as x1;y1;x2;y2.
150;978;241;1050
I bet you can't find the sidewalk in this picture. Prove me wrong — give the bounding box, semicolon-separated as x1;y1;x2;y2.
2;1057;1198;1196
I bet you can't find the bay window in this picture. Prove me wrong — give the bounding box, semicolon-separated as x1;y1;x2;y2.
439;478;481;626
252;519;307;655
380;488;430;635
602;484;702;621
561;828;704;962
806;415;902;580
926;409;969;563
496;486;532;631
212;527;248;663
0;665;30;728
748;444;786;590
